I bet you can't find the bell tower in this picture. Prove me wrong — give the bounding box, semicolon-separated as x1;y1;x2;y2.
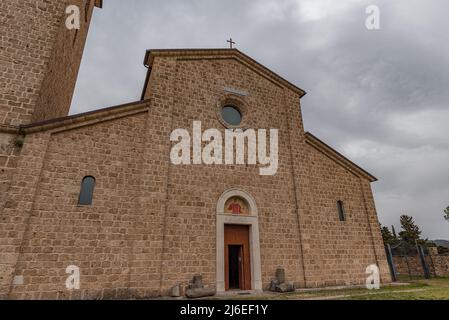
0;1;102;295
0;0;103;127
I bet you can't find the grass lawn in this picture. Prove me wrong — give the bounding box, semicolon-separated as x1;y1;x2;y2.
343;277;449;300
219;276;449;300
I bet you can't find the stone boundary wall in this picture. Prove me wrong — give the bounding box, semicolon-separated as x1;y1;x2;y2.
392;248;449;277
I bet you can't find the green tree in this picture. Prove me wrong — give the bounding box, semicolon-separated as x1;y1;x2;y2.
381;225;397;246
398;215;423;246
444;206;449;222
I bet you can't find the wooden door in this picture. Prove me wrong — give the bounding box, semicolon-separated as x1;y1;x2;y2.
224;225;251;290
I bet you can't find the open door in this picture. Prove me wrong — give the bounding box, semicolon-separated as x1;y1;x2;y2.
224;225;251;290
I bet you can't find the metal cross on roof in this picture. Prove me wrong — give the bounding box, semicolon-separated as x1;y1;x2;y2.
227;38;236;49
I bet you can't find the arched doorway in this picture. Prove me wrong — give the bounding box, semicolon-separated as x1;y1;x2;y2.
216;188;262;293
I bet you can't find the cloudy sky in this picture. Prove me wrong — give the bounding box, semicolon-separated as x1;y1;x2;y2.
71;0;449;240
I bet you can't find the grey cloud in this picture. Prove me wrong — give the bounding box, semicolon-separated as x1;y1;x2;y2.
71;0;449;239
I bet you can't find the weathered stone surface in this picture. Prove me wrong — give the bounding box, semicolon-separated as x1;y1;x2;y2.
269;268;295;292
276;282;295;293
0;0;100;126
275;268;286;284
189;274;204;289
0;21;391;299
393;249;449;277
269;268;294;292
170;284;181;297
185;288;216;299
269;280;279;292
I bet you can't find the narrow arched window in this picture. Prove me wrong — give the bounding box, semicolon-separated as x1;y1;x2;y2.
337;200;346;222
78;176;95;205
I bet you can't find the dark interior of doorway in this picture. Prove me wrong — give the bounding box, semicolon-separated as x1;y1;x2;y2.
228;245;242;289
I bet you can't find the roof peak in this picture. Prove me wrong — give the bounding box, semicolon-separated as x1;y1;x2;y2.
142;48;306;98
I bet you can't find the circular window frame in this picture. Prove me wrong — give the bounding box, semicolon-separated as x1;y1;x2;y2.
216;95;249;129
221;105;242;127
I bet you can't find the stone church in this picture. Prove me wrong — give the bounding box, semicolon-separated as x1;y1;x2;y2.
0;1;391;299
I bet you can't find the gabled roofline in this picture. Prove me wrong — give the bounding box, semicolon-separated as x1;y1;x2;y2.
305;132;378;182
141;48;307;99
20;99;150;134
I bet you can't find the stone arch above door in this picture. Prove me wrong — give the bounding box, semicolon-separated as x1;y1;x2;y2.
216;188;258;216
216;188;262;293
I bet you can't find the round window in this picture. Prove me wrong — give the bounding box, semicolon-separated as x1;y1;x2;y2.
221;105;242;126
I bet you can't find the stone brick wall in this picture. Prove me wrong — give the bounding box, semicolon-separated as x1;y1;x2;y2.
18;112;159;299
0;131;21;220
393;255;426;276
431;254;449;276
1;102;167;299
0;1;100;264
0;0;100;126
298;143;391;287
0;131;51;298
33;0;100;122
142;52;390;292
1;0;62;126
144;56;306;293
393;249;449;277
0;50;390;299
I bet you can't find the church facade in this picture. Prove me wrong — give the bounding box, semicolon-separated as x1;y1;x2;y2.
0;1;391;299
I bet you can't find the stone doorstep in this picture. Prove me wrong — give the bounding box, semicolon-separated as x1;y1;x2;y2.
215;289;264;297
